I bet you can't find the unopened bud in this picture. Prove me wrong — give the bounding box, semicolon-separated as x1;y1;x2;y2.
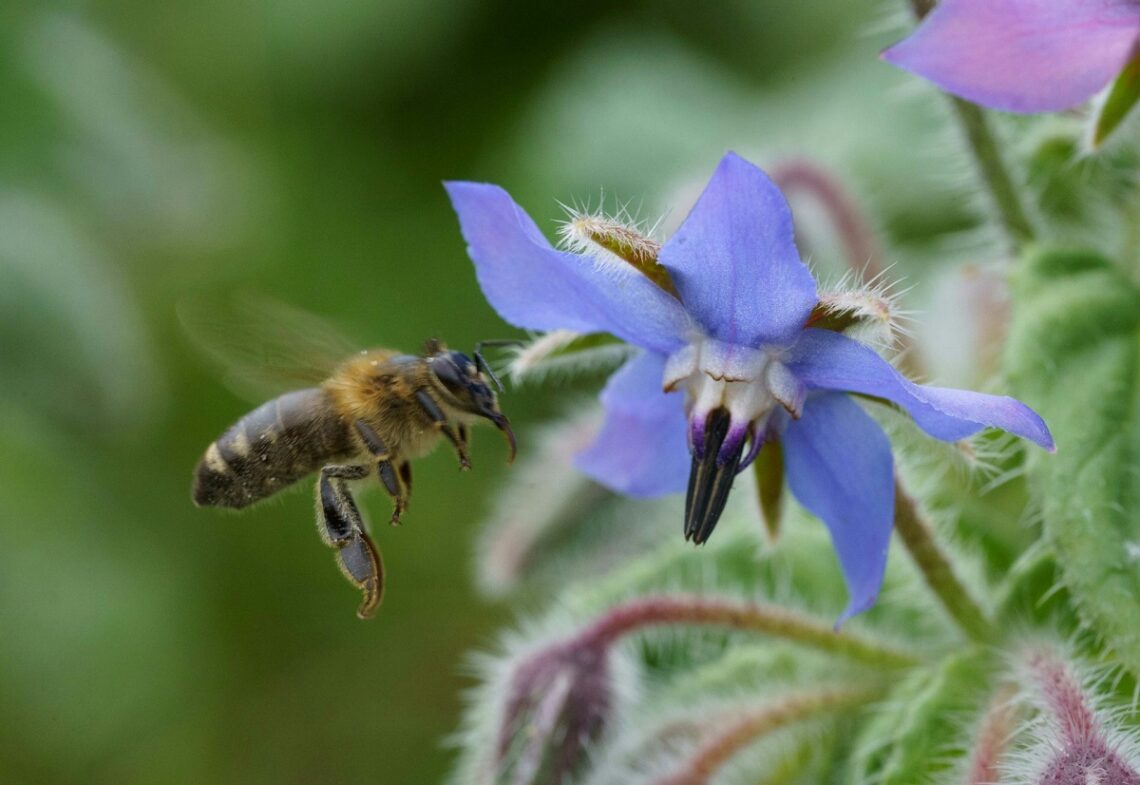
496;637;615;785
1022;647;1140;785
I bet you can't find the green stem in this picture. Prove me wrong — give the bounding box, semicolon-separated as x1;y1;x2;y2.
904;0;1036;250
893;482;997;643
950;99;1036;248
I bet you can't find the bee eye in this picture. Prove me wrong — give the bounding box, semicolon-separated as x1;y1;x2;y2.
430;356;464;392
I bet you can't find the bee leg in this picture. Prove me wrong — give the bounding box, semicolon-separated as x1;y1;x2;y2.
414;390;471;470
399;462;412;505
354;420;409;524
316;465;384;618
317;464;370;547
336;525;384;620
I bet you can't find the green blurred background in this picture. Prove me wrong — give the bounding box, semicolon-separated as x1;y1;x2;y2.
0;2;977;782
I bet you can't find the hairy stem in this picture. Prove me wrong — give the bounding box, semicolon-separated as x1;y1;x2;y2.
965;684;1018;785
893;482;997;643
951;100;1036;248
654;687;879;785
581;594;921;668
904;0;1036;250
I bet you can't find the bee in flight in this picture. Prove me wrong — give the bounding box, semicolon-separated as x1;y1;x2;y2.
185;298;515;619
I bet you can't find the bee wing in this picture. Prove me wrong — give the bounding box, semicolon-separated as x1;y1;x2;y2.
178;294;361;401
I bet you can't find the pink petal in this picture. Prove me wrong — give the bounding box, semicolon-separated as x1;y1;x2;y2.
883;0;1140;112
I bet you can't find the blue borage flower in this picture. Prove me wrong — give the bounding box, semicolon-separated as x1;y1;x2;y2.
446;152;1053;622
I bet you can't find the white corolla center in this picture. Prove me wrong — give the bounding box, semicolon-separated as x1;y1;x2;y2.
663;337;804;426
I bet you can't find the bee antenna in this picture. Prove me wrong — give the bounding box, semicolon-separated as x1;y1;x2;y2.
474;339;524;393
474;351;504;393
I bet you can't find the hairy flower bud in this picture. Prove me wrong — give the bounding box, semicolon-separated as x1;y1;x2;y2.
1018;647;1140;785
495;637;615;785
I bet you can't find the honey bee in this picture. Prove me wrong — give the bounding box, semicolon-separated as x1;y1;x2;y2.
185;299;515;619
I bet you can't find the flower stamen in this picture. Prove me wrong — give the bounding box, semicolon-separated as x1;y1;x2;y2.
685;408;747;544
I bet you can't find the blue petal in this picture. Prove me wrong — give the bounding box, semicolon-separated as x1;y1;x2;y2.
785;329;1055;450
658;152;817;347
782;393;894;624
446;182;692;355
574;351;690;498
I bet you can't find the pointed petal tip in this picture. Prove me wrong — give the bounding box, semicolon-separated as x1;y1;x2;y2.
442;178;472;194
787;330;1057;450
1014;404;1055;452
782;394;891;634
834;593;878;630
714;150;779;186
659;150;816;346
446;180;690;353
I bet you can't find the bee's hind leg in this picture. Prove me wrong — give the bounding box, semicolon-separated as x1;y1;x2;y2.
354;420;410;524
413;390;471;470
336;527;383;620
317;464;370;546
316;464;383;619
399;462;412;506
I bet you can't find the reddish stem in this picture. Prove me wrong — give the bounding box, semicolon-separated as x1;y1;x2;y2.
771;159;883;279
579;594;919;668
966;684;1018;785
654;687;878;785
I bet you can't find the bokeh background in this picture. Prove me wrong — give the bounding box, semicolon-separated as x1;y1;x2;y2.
0;1;999;782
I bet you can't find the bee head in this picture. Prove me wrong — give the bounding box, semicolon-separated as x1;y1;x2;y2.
428;349;515;461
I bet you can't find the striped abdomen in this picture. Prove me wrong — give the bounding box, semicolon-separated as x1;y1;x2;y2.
193;388;354;509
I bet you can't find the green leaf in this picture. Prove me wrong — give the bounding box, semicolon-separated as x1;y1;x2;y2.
1091;54;1140;149
1006;248;1140;675
848;648;995;785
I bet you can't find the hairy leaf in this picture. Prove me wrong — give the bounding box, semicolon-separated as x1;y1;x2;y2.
848;648;994;785
1006;248;1140;675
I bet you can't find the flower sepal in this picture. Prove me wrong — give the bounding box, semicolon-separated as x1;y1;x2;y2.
506;330;635;384
558;203;678;295
1090;51;1140;149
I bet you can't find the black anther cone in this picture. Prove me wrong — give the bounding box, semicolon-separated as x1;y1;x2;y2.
684;407;745;545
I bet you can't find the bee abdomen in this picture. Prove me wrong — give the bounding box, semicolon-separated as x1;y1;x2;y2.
193;388;353;509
